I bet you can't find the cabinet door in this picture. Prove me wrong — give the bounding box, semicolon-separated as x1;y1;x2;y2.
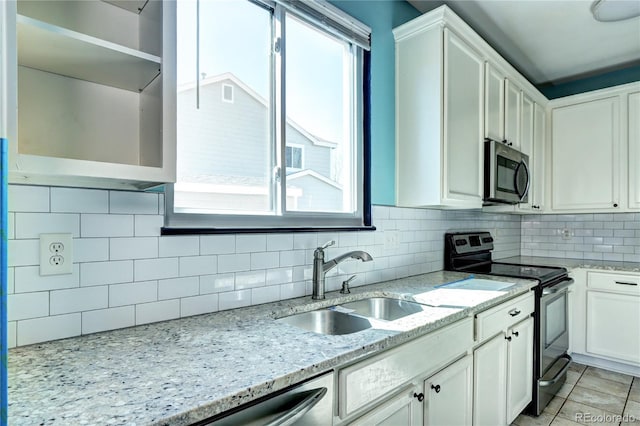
424;355;473;426
485;62;505;142
586;291;640;364
518;94;535;211
629;92;640;209
443;28;484;203
551;97;620;211
474;333;507;426
506;317;534;424
504;79;522;149
350;387;422;426
532;102;546;211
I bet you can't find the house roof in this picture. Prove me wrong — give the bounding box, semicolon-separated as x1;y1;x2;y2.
178;72;338;149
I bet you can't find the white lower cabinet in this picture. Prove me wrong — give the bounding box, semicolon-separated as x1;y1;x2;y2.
424;355;473;426
349;386;421;426
474;292;535;426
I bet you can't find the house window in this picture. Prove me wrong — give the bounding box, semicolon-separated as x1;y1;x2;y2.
166;0;371;230
221;84;234;103
285;145;303;170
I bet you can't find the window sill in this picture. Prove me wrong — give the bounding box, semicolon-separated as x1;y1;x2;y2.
161;225;377;235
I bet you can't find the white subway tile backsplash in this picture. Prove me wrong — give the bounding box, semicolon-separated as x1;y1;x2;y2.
8;239;39;267
8;212;14;239
218;253;250;273
280;281;305;299
235;270;266;290
135;215;164;237
293;233;318;250
200;235;235;255
159;236;199;257
110;237;158;260
251;286;280;305
236;234;266;253
136;300;180;325
82;306;135;334
81;260;133;286
50;286;108;315
266;234;293;251
8;292;49;321
16;213;79;238
180;294;219;317
74;238;109;263
266;268;293;286
251;252;279;270
8;321;16;348
8;267;14;294
279;250;306;267
14;264;80;293
110;191;158;214
51;188;108;213
9;185;49;212
109;281;158;307
199;274;235;294
17;313;81;346
158;277;199;300
218;289;252;311
134;258;179;281
179;255;217;277
82;214;134;238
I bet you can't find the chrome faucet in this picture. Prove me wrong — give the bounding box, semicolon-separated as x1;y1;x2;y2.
312;240;373;299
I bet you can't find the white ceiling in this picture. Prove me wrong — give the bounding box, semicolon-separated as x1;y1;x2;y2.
407;0;640;85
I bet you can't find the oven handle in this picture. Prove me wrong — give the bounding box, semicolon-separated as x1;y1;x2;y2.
539;354;572;387
542;278;574;295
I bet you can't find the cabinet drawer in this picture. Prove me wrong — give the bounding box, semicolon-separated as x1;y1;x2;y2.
338;317;473;420
475;292;534;342
588;271;640;295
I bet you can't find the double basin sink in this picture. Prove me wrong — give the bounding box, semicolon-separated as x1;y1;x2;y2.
277;297;428;335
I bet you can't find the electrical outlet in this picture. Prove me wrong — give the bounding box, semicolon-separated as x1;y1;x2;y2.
384;230;400;249
40;233;73;276
560;228;572;240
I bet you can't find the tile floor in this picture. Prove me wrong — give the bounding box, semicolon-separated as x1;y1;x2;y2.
514;363;640;425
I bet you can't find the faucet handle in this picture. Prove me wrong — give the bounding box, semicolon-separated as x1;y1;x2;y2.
320;240;335;250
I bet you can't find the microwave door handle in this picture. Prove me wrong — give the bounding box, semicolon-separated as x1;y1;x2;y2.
515;160;530;201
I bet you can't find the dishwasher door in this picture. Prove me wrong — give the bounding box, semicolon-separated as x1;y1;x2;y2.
203;372;334;426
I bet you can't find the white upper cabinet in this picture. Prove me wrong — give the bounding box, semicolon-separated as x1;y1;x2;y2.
394;14;484;209
504;79;523;149
629;91;640;209
3;0;176;190
550;91;622;211
485;62;506;143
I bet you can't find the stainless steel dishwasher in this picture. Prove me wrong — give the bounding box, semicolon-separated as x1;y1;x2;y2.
198;372;334;426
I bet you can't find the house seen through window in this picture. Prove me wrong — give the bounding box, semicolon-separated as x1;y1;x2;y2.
166;0;371;229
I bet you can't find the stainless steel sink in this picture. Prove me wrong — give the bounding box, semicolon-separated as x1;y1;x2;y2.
338;297;425;321
277;309;372;335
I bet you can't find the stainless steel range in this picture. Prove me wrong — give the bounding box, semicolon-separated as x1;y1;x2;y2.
444;231;574;416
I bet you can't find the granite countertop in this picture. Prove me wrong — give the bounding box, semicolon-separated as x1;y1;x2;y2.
501;256;640;273
8;271;537;426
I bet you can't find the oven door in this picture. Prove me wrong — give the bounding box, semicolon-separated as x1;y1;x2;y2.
539;278;573;375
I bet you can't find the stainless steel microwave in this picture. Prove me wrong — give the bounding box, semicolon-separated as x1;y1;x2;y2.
484;138;530;204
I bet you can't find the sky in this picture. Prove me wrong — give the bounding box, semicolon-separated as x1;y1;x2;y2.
176;0;348;143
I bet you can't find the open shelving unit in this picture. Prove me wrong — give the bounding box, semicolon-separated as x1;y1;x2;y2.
6;0;176;190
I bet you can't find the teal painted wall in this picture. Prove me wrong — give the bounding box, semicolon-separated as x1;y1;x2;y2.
536;64;640;99
329;0;420;206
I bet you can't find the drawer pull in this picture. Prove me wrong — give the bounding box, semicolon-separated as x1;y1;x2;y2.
512;331;519;337
508;308;521;317
505;335;512;341
414;392;425;401
615;281;638;286
430;384;441;393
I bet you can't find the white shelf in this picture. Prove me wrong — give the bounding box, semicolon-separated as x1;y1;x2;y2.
17;14;161;92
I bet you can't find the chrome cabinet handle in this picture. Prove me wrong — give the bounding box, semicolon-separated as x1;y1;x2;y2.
508;308;521;317
431;384;441;393
414;392;425;401
615;281;638;286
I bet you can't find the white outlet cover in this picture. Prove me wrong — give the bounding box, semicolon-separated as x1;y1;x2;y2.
40;233;73;276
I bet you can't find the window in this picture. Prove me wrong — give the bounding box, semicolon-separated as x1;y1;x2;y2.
285;145;303;170
166;0;371;230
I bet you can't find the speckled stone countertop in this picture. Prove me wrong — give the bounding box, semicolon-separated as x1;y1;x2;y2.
8;271;537;426
501;256;640;273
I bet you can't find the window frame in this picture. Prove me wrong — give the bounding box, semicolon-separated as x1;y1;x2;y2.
163;0;372;233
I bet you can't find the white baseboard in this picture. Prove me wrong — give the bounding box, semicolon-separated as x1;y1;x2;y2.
570;352;640;377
